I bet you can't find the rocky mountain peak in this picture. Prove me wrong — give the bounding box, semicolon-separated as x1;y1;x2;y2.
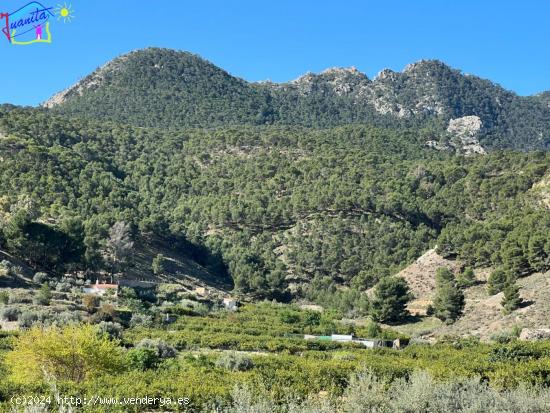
403;59;452;74
321;66;361;76
374;68;399;82
39;49;550;151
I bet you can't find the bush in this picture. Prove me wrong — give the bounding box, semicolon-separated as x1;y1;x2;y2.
280;309;301;324
32;294;50;306
127;347;159;370
487;269;508;295
491;331;515;344
95;303;116;321
127;338;178;370
5;324;125;384
129;313;154;328
32;272;48;284
302;311;321;328
0;260;11;277
215;352;254;372
18;310;42;328
0;291;9;305
33;283;52;306
54;282;72;292
426;304;435;316
0;307;20;321
136;338;178;359
488;343;547;363
457;267;476;288
194;302;210;316
8;290;32;304
11;265;23;277
53;311;81;326
82;294;100;313
96;321;123;339
219;368;550;412
362;320;382;338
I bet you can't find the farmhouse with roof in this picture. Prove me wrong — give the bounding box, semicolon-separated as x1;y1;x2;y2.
83;280;118;297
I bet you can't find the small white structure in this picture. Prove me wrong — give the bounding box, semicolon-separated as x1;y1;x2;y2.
302;334;404;349
355;339;375;348
331;334;354;342
223;297;239;311
83;280;118;297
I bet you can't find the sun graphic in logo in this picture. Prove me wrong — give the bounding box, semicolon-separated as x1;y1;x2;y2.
55;3;75;23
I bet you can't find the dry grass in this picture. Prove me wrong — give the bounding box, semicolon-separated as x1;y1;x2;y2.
395;270;550;341
397;248;462;300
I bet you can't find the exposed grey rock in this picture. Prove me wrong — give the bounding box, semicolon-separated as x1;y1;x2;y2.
519;328;550;341
446;116;486;155
43;54;132;108
425;140;452;151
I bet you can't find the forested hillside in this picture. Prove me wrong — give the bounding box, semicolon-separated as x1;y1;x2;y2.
1;104;549;314
44;48;550;151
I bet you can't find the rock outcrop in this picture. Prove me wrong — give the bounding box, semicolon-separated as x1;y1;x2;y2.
519;328;550;341
446;116;486;155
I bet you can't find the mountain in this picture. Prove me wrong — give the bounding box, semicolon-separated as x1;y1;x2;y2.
1;48;549;320
44;48;550;151
533;91;550;107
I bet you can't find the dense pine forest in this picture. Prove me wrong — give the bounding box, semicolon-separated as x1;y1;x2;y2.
1;103;549;313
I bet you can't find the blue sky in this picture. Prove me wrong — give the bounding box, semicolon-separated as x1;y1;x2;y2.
0;0;548;106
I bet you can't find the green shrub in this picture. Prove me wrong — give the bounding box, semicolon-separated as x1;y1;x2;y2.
215;352;254;371
488;343;548;363
0;291;9;305
280;309;301;324
5;324;125;384
32;272;48;284
0;307;19;321
487;269;508;295
130;313;154;327
7;290;32;304
97;321;123;339
362;320;382;338
135;338;178;359
32;283;52;306
18;310;44;328
127;347;160;370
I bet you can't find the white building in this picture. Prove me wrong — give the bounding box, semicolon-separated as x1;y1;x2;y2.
331;334;354;342
83;280;118;297
223;297;239;311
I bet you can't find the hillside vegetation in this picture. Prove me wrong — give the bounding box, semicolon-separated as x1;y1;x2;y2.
1;304;550;412
0;105;549;316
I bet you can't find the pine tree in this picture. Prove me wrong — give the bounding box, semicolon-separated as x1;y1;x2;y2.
34;283;52;306
370;276;412;323
501;275;522;314
152;254;165;276
457;267;476;288
501;243;528;275
102;221;134;278
487;268;508;295
432;267;464;324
